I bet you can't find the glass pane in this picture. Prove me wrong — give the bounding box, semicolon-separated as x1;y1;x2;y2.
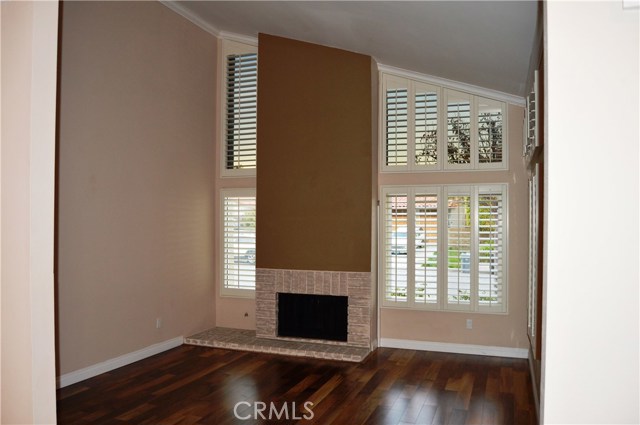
385;194;408;302
386;88;408;166
415;90;438;166
447;95;471;164
447;194;471;305
478;99;503;164
414;194;438;304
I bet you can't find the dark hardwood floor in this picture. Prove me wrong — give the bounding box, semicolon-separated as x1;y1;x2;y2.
57;345;536;425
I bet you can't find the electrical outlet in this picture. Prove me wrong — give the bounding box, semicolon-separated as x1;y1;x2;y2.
466;319;473;329
156;317;162;329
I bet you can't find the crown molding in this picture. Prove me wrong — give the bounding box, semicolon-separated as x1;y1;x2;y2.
378;63;526;107
159;1;220;37
219;31;258;47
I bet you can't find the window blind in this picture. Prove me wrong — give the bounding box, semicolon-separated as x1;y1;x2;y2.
226;53;258;171
223;193;256;292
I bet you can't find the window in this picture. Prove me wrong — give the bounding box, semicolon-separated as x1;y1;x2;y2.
381;184;507;313
381;73;507;171
221;189;256;297
222;40;258;176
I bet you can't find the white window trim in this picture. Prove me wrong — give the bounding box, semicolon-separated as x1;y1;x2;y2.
379;72;509;173
379;183;508;314
220;187;256;298
220;39;258;178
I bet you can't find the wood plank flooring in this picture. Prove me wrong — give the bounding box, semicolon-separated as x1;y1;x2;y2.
57;345;536;425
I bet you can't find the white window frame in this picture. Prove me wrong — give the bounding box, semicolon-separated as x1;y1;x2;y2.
220;188;256;298
220;39;258;178
380;72;509;173
380;183;508;314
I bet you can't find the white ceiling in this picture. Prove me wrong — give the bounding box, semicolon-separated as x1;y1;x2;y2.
168;1;539;97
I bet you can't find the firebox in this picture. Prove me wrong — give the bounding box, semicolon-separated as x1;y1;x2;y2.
277;293;348;342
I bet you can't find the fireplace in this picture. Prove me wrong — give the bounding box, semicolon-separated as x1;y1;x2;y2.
278;293;348;342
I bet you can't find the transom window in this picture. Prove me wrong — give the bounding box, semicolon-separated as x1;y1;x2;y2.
381;73;508;172
381;184;508;313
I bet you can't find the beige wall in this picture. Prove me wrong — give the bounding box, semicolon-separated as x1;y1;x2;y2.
57;1;217;375
1;1;59;423
379;104;529;349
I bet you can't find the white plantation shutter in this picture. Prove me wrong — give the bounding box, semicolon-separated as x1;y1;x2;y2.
382;184;507;313
384;78;408;167
225;44;258;174
446;189;472;309
222;189;256;296
477;97;505;167
413;192;439;305
414;83;439;167
445;90;473;167
477;186;506;311
383;191;408;303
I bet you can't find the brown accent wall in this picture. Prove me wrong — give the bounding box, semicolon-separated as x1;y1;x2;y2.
256;34;373;273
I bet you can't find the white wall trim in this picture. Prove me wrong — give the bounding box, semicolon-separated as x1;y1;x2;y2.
219;30;258;47
159;1;220;36
57;337;184;388
380;338;528;359
378;63;526;107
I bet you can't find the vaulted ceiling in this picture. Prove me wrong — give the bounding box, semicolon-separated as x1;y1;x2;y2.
164;1;539;98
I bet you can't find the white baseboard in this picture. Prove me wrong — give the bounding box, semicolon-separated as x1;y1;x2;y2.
380;338;528;359
57;336;184;388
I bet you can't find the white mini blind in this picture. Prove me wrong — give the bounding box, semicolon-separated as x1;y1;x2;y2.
477;187;505;309
222;191;256;294
226;52;258;171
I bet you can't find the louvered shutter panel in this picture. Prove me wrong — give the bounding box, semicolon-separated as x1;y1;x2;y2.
223;193;256;292
383;192;408;303
446;190;472;307
414;193;438;304
226;53;258;171
477;186;505;309
384;77;408;167
446;90;472;166
414;84;439;166
477;97;504;165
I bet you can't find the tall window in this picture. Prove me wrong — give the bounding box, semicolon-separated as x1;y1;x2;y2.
381;73;507;171
223;40;258;176
381;184;507;313
221;189;256;297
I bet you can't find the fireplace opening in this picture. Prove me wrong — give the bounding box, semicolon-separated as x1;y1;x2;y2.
277;293;348;342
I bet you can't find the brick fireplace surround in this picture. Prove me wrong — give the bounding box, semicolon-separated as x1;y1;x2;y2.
256;268;373;349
